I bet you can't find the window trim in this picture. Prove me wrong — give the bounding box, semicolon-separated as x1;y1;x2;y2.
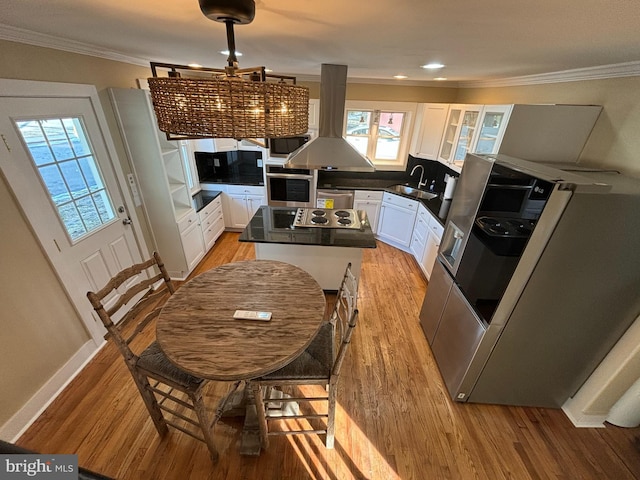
344;100;417;171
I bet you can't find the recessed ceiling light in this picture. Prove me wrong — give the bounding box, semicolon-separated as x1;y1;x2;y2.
220;50;243;56
422;63;445;69
394;75;408;79
434;77;447;81
265;68;273;73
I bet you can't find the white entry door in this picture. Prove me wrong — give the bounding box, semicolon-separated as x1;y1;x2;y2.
0;80;147;344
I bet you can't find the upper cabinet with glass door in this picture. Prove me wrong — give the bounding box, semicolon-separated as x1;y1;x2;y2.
437;104;483;171
472;105;514;155
434;103;602;171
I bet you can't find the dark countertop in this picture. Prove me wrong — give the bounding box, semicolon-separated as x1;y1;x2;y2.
192;190;222;212
201;177;264;186
239;206;377;248
317;178;451;225
316;156;460;225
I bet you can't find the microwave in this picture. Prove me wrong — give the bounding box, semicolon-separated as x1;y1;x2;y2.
268;135;310;157
478;164;553;219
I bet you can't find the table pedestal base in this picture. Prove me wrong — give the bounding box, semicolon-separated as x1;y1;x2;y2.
220;386;298;455
239;401;262;456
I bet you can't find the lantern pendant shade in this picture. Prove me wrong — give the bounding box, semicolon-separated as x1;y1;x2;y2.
147;0;309;139
148;74;309;139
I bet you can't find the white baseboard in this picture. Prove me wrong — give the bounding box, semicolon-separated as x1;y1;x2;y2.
0;339;104;442
562;398;607;428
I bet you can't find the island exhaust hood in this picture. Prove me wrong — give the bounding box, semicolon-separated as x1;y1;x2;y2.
284;64;376;172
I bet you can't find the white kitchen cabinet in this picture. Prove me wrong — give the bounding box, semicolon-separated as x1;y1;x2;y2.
491;104;603;163
410;103;450;160
224;185;267;229
213;138;239;152
410;203;430;260
198;195;225;251
189;137;267;154
109;88;204;280
377;192;418;251
471;104;513;155
422;216;444;280
427;103;601;172
181;220;206;272
407;202;446;280
247;194;265;215
354;190;383;233
438;104;483;171
189;138;216;152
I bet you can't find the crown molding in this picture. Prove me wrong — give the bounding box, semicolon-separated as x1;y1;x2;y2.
295;74;459;88
459;61;640;88
0;23;150;67
3;23;640;88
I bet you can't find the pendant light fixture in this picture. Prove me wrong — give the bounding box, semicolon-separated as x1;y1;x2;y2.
147;0;309;140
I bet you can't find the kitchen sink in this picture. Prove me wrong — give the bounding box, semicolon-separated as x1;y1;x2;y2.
389;184;438;200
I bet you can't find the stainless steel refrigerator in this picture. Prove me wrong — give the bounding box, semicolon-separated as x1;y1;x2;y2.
420;153;640;408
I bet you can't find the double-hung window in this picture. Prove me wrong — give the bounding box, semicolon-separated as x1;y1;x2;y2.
343;101;416;170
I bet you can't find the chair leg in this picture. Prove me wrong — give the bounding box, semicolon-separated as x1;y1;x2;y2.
190;389;219;463
249;383;270;450
326;384;337;449
131;370;169;437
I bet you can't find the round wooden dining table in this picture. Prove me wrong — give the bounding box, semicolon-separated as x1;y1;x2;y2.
156;259;327;381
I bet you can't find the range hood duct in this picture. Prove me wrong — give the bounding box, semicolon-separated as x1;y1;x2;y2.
284;64;375;172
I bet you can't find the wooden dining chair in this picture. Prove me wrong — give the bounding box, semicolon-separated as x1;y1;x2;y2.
249;263;359;449
86;252;238;463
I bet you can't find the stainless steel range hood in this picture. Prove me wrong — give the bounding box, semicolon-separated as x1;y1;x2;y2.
284;64;375;172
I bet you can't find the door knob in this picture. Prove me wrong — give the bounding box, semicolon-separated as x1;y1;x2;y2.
122;218;132;225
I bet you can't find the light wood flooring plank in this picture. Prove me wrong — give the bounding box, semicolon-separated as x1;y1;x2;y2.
15;232;640;479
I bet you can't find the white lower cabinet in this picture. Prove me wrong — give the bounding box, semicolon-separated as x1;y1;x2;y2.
247;194;266;217
225;185;267;229
413;204;445;280
198;196;224;251
354;190;383;233
178;212;205;273
410;203;430;260
422;228;442;280
375;192;445;279
377;192;418;251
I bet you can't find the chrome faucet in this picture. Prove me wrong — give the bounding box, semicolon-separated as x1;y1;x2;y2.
410;164;428;189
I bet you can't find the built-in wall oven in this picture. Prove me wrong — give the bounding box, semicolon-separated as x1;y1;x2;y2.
265;165;317;208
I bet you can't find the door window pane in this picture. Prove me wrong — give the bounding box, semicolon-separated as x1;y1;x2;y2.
78;156;104;192
15;117;117;242
38;164;70;204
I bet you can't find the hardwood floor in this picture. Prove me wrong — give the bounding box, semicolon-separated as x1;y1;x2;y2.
17;233;640;479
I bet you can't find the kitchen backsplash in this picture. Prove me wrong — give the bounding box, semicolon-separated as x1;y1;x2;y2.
317;156;459;191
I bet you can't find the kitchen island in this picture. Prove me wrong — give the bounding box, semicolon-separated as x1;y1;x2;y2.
239;206;376;290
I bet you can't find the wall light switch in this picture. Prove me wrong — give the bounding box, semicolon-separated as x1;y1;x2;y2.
127;173;142;207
